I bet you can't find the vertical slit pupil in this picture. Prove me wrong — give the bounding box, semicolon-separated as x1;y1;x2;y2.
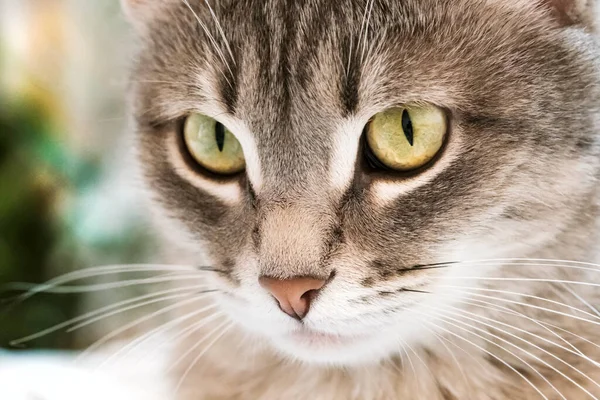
402;109;414;146
215;122;226;152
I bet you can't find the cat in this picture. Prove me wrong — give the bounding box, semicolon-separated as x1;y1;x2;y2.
121;0;600;399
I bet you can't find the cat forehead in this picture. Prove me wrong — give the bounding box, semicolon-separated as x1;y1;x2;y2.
133;0;561;123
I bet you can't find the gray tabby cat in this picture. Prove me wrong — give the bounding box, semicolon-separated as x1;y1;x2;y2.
121;0;600;398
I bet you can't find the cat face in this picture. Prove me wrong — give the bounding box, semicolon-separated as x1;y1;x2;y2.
127;0;600;364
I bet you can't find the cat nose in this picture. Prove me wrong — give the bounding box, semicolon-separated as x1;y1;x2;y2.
259;276;327;320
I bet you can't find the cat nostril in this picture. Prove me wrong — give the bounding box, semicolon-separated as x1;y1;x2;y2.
259;276;329;320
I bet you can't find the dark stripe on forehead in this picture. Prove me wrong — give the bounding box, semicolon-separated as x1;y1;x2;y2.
340;38;361;116
220;56;239;114
275;0;299;116
293;2;336;88
249;1;271;94
212;1;240;114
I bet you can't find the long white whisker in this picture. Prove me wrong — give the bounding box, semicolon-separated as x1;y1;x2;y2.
399;340;416;379
452;296;592;360
420;315;549;400
443;258;600;269
9;285;213;346
78;294;214;364
68;291;211;333
561;283;600;318
4;274;208;294
428;308;566;400
169;313;227;371
345;34;354;77
419;323;472;388
541;320;600;355
421;321;487;370
181;0;234;83
159;311;225;353
387;357;405;379
203;0;235;65
404;340;435;382
102;305;221;368
173;320;234;396
360;0;376;62
455;294;600;358
10;264;195;305
437;285;600;323
444;276;600;289
432;303;600;397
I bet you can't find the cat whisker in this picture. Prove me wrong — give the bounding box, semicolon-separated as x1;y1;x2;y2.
202;0;235;65
455;294;600;367
78;293;217;363
406;259;600;282
420;321;485;379
387;357;405;379
174;320;234;396
162;309;225;349
181;0;234;86
345;34;354;78
410;261;459;270
358;0;376;62
420;323;471;388
197;266;228;273
561;283;600;318
67;290;217;333
428;308;569;400
430;303;600;397
8;285;215;347
102;305;222;368
7;263;196;300
542;320;600;356
418;312;550;400
399;288;431;294
478;258;600;268
435;258;600;270
436;285;600;324
2;274;208;295
481;295;599;357
443;276;600;288
451;296;596;362
166;312;228;372
398;340;417;379
404;341;435;382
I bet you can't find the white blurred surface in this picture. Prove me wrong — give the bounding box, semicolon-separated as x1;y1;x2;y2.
0;347;172;400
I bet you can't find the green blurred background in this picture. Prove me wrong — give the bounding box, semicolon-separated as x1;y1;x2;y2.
0;0;155;350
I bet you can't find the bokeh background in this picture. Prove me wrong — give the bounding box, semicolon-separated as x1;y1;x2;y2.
0;0;156;350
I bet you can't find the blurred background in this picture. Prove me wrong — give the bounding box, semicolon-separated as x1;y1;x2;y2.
0;0;157;350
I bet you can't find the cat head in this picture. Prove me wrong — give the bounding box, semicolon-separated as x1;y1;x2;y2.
124;0;600;365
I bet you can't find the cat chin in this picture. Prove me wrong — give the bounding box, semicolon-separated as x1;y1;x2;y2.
267;329;405;365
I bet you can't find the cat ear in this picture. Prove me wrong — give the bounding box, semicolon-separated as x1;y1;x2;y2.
542;0;599;29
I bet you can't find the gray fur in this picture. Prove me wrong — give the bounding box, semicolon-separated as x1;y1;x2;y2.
125;0;600;398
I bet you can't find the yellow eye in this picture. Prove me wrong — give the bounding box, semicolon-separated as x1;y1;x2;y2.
366;104;447;171
183;113;246;175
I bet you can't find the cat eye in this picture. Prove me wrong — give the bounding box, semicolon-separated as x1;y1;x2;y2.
365;104;447;172
182;113;246;175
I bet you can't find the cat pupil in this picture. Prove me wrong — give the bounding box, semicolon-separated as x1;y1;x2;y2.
215;122;226;152
402;110;414;146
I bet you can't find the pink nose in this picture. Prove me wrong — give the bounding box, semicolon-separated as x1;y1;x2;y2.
259;276;327;320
